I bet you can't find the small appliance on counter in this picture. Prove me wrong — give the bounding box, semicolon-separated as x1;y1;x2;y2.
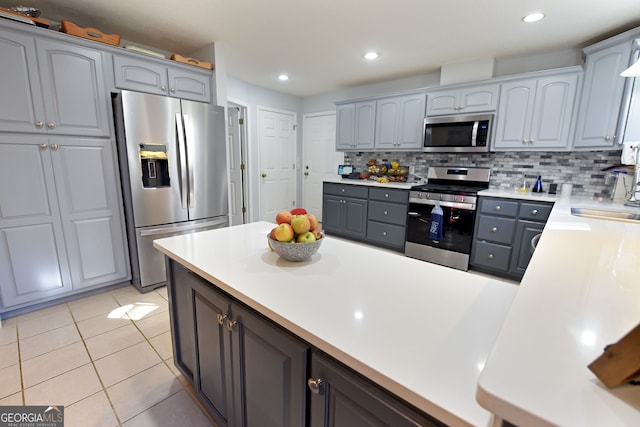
338;164;359;179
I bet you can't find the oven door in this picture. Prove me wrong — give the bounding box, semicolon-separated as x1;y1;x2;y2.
406;200;476;254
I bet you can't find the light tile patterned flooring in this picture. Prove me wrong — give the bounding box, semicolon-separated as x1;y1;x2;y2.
0;285;215;427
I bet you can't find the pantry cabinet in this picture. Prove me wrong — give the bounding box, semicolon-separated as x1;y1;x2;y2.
0;135;130;308
335;101;376;150
0;26;110;137
113;53;212;102
492;71;579;151
374;93;426;150
426;84;499;116
167;261;308;427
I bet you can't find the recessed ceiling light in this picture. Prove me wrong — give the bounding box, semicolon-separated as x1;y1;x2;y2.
364;51;380;61
277;74;289;81
522;12;545;23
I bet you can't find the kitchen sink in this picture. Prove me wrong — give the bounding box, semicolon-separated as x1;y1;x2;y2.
570;207;640;224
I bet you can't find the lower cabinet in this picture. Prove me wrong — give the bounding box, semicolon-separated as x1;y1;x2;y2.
167;260;308;427
470;197;552;280
322;183;368;240
309;351;444;427
366;187;408;250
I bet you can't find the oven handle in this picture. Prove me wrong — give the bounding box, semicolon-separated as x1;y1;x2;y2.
409;198;476;210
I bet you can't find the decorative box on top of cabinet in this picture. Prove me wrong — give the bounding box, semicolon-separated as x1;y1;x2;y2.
374;92;426;150
335;101;376;151
0;25;110;137
426;83;499;116
113;52;212;102
470;196;553;280
492;69;580;151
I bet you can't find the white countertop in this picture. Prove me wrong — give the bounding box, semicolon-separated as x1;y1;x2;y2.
478;188;558;203
324;176;416;189
477;196;640;426
153;222;518;427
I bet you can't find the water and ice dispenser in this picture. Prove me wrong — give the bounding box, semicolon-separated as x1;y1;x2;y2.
139;144;170;188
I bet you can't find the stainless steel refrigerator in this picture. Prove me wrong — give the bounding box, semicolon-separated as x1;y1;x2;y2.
113;90;228;291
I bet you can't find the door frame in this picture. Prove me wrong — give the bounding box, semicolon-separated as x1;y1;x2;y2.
227;98;250;225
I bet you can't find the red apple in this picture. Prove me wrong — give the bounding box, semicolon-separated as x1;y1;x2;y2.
307;213;319;230
274;223;294;242
291;215;311;234
290;208;307;215
276;210;293;224
269;227;278;240
311;228;322;240
296;231;316;243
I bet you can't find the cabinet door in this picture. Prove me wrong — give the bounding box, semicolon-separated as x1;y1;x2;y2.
510;220;544;278
343;198;367;239
167;67;211;102
191;278;234;427
0;27;46;134
395;94;426;149
36;39;110;137
322;195;344;234
309;352;441;427
166;261;197;382
0;135;72;308
493;80;536;149
354;101;376;150
50;137;129;289
336;104;355;150
426;89;458;116
231;304;308;427
528;74;578;149
459;85;499;113
113;54;169;96
375;97;401;149
574;42;632;149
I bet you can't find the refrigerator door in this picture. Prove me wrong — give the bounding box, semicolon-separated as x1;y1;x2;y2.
180;99;229;221
121;91;188;227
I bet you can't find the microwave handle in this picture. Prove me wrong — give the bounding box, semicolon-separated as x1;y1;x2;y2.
471;120;479;147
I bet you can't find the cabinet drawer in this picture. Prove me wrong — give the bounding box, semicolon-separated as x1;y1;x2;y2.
323;182;368;198
366;221;406;248
367;201;407;226
472;241;512;271
519;202;553;222
368;187;408;203
475;215;516;244
479;198;518;217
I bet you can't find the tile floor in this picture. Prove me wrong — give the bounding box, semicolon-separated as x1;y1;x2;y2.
0;285;216;427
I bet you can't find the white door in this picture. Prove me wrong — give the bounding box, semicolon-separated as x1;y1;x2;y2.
302;112;342;222
227;104;247;225
258;108;296;222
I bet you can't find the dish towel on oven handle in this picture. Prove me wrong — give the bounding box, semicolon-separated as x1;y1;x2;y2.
428;201;444;240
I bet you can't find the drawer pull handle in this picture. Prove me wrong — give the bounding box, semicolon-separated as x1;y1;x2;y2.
489;253;495;260
495;205;501;211
532;209;538;215
491;227;497;233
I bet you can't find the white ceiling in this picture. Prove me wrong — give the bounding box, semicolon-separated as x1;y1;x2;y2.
2;0;640;96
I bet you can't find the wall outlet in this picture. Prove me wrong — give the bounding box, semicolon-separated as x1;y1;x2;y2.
409;165;415;175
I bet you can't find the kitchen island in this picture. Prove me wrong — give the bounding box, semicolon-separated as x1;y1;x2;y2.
153;221;518;427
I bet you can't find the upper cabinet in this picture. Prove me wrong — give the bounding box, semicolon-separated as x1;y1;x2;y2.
336;101;376;150
426;84;499;116
374;93;426;150
573;38;637;150
113;53;212;102
0;27;110;137
492;70;580;151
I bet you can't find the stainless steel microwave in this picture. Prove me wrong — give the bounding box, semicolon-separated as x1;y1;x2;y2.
422;113;493;153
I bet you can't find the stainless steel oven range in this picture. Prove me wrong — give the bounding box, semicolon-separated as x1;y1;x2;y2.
405;167;491;270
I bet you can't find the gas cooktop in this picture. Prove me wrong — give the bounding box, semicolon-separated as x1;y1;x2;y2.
411;166;491;195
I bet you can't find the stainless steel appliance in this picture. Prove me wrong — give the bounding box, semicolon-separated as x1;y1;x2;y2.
422;114;492;153
113;91;229;291
405;167;491;270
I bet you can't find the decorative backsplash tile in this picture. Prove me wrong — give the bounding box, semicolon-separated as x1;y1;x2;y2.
344;151;626;199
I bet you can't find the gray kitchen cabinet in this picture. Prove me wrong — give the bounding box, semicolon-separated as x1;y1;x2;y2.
573;38;636;149
113;53;212;102
426;84;499;116
0;135;129;309
0;26;110;137
166;260;308;427
336;101;376;150
322;183;368;239
493;71;579;151
366;187;408;250
470;197;552;280
308;351;443;427
374;93;426;150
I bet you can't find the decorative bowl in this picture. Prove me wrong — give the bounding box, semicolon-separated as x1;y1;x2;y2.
267;234;323;262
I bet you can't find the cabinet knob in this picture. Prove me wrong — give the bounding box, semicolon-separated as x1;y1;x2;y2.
36;121;44;128
341;188;345;192
522;139;527;144
532;209;538;215
382;231;387;236
384;193;389;198
488;253;495;260
384;210;388;215
170;87;176;93
307;378;324;394
495;205;501;211
529;139;535;143
39;143;48;150
261;173;267;178
226;319;237;331
491;227;497;233
216;313;227;326
50;144;59;150
47;122;55;129
161;85;167;91
604;135;611;141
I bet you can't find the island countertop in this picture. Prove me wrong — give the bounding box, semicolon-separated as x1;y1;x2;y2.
153;221;518;427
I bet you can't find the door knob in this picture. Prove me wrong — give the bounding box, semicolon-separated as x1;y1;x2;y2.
261;173;267;178
307;378;324;394
304;172;309;176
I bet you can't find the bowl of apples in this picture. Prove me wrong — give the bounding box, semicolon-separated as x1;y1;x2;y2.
267;208;323;262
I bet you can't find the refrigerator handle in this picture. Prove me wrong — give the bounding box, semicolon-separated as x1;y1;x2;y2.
175;112;188;209
182;113;195;208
